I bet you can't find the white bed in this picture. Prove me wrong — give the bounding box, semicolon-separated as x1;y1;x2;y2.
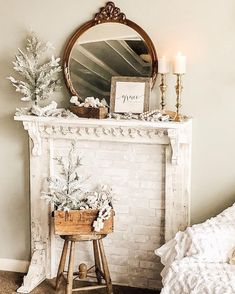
156;204;235;293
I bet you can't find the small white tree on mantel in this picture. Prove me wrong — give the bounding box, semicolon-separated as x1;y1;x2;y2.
8;32;61;106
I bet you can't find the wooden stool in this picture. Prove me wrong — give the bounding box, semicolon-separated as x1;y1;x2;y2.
56;234;113;294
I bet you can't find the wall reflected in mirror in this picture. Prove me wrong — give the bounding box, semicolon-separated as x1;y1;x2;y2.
68;23;153;103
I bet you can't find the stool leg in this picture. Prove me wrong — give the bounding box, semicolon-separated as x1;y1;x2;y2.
56;239;69;290
93;240;102;285
98;239;113;294
66;241;76;294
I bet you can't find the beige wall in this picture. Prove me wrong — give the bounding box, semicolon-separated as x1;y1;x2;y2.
1;0;235;261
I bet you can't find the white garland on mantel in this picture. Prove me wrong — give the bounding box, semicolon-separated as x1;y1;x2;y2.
109;109;171;122
41;142;114;232
15;101;76;118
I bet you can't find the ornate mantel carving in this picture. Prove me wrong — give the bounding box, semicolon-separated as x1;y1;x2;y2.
168;129;180;165
23;121;42;156
16;116;192;166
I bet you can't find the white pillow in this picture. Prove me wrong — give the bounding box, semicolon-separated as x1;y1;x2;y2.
156;203;235;264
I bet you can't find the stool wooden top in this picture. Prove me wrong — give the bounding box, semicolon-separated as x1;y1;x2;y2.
60;234;107;242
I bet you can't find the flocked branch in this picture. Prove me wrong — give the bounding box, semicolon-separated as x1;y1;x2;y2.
8;32;61;105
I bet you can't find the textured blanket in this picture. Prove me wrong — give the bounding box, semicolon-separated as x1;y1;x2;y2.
156;203;235;293
161;259;235;294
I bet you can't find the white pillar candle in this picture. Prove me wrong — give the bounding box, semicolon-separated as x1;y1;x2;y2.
158;56;169;74
173;52;186;74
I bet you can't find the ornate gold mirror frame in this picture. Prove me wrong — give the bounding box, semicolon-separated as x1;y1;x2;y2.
63;1;158;102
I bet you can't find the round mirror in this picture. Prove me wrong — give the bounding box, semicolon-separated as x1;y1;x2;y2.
63;2;158;104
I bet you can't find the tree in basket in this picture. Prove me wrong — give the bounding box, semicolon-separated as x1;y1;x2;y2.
41;142;114;232
8;33;61;108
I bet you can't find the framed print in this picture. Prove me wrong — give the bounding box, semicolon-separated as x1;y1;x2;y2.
110;76;151;114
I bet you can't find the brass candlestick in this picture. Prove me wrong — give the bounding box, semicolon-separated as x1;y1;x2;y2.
174;74;184;122
159;73;167;111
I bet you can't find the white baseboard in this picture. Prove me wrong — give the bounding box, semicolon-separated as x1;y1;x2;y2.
0;258;29;273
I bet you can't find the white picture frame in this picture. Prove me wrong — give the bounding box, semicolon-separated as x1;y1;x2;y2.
110;76;151;114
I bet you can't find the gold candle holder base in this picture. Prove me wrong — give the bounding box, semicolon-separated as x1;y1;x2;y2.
174;111;182;122
159;73;167;111
174;74;184;122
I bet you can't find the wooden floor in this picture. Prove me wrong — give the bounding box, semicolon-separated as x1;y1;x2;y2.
0;271;160;294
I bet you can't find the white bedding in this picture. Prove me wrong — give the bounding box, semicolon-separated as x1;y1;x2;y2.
161;259;235;294
156;203;235;293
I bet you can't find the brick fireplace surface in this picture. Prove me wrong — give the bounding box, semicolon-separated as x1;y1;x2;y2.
0;271;160;294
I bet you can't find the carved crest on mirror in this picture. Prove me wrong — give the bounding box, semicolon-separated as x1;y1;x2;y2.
94;1;127;24
63;1;158;104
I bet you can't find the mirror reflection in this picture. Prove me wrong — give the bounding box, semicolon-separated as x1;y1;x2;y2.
68;23;153;102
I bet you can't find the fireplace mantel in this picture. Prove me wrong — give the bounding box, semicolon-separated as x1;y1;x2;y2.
16;115;191;165
15;115;192;292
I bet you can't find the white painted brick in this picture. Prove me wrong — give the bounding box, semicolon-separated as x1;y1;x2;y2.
114;197;132;205
108;232;124;241
131;144;163;153
140;260;158;270
111;272;129;284
136;171;162;181
155;208;165;217
136;188;162;200
109;160;131;169
134;163;161;173
132;267;161;280
130;277;148;288
114;204;129;214
112;185;128;194
129;198;149;209
102;168;130;177
100;142;130;151
140;181;163;190
127;258;140;268
127;180;140;189
109;265;129;274
108;177;129;187
134;235;150;243
139;254;159;263
78;141;101;149
112;239;134;248
94;160;113;168
133;250;148;259
148;279;162;289
105;246;129;256
121;238;138;249
54;140;168;290
108;255;128;266
147;252;162;263
149;236;161;244
136;216;162;227
117;214;136;224
149;199;164;209
114;222;129;232
97;152;124;162
137;242;160;251
125;154;150;163
131;207;156;217
132;226;160;236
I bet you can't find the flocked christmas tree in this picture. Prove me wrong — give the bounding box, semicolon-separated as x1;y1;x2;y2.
8;32;61;105
41;142;113;232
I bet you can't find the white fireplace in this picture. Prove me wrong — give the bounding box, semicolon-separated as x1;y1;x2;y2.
15;115;192;292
